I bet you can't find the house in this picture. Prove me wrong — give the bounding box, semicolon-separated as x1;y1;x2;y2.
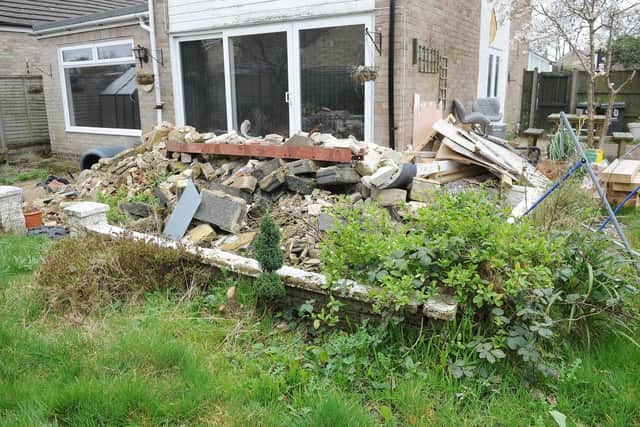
12;0;528;157
527;51;553;72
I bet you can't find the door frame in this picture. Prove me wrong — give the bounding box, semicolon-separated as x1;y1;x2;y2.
170;13;375;142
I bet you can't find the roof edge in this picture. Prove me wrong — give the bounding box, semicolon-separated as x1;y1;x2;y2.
33;3;148;34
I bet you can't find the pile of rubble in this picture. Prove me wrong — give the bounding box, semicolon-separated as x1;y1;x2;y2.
64;119;549;271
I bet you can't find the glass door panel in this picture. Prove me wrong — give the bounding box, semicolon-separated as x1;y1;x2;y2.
299;25;365;140
180;39;227;133
229;32;289;137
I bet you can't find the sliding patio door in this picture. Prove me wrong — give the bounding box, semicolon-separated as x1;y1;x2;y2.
229;32;289;137
175;16;373;141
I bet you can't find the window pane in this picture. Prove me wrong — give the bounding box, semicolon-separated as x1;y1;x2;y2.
230;32;289;137
62;47;93;62
64;64;140;129
494;56;500;97
300;25;365;140
97;43;133;60
180;39;227;133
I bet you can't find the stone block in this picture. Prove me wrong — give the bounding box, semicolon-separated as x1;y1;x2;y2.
229;175;258;193
195;189;247;233
180;153;192;163
0;185;26;234
258;169;286;192
185;224;216;245
409;177;440;202
285;175;317;195
367;165;398;188
284;159;319;175
208;183;253;204
373;189;407;207
200;162;216;181
253;158;282;181
316;165;360;185
63;201;109;236
284;134;313;147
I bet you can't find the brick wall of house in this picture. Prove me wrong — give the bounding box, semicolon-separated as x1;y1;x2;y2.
0;30;41;75
38;25;154;157
153;0;175;125
372;0;481;149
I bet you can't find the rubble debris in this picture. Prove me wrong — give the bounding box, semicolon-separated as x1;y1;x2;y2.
121;201;154;218
217;231;257;252
194;189;247;233
258;169;286;192
409;177;441;202
286;175;317;195
285;159;319;175
373;188;407;207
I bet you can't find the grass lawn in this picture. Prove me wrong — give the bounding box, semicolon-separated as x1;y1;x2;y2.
1;234;639;426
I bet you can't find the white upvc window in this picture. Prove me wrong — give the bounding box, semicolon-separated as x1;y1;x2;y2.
58;39;141;136
171;14;375;143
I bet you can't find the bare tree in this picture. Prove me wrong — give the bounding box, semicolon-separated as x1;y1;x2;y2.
504;0;639;147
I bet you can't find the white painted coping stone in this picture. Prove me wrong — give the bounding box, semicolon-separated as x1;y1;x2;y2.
64;202;456;321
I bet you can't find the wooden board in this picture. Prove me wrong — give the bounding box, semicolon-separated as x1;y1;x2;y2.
600;159;640;184
430;165;486;183
166;142;355;163
411;96;442;151
416;160;466;178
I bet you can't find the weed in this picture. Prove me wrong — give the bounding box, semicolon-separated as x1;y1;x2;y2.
0;168;48;185
35;234;216;315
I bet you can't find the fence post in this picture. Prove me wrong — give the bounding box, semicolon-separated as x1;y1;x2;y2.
568;69;578;114
22;76;34;146
528;68;539;128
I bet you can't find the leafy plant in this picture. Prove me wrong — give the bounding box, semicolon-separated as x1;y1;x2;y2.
547;128;577;161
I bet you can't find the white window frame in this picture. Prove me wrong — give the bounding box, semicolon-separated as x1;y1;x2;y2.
58;39;141;136
170;13;375;143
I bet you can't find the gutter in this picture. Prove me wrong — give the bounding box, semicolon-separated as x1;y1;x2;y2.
33;11;149;37
137;0;163;126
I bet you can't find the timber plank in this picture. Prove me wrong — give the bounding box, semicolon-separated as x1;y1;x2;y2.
166;142;356;163
600;159;640;183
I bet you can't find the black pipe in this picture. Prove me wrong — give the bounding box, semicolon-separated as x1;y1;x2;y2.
388;0;396;149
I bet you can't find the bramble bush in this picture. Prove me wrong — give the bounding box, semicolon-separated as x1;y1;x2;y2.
320;191;639;378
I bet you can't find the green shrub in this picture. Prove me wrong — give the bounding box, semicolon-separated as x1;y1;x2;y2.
254;272;286;302
254;214;283;273
320;191;639;377
36;234;215;315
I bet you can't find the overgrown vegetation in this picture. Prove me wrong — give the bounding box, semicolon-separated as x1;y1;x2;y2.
36;234;215;315
96;184;161;224
254;214;286;302
321;191;639;379
0;168;48;185
1;234;640;425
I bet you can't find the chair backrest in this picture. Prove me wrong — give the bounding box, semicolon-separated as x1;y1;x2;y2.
472;98;502;121
453;99;467;120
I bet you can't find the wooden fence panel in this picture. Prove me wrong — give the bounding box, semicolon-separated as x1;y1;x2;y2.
0;76;50;154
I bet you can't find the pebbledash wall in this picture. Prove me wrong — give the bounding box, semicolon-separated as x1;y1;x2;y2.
152;0;483;150
37;25;154;157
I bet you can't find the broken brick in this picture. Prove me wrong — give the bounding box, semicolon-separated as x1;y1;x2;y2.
194;189;247;233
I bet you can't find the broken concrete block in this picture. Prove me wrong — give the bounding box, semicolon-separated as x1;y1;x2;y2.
316;165;360;186
253;158;282;181
200;162;216;181
185;223;216;245
317;213;336;232
218;231;257;252
373;188;407;207
367;165;398;188
121;202;153;218
284;134;313;147
423;294;457;321
258;169;286;192
163;180;201;241
194;189;247;233
409;177;440;202
355;148;383;176
286;175;317;195
208;183;253;204
229;175;258;193
284;159;319;175
180;153;192;163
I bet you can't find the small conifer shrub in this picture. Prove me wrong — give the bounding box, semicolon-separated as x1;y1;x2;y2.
253;214;286;302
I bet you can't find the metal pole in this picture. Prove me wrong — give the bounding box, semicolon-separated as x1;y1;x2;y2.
522;159;584;217
559;112;636;260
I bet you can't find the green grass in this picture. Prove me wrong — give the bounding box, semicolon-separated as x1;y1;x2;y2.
1;234;639;426
0;169;48;185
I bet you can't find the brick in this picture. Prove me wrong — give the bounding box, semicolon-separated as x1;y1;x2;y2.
258;169;286;192
409;177;441;202
253;158;282;181
316;165;360;185
229;175;258;193
373;188;407;207
284;159;319;175
194;189;247;233
285;175;317;195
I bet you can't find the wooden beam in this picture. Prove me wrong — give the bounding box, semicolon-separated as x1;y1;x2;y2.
166;142;357;163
